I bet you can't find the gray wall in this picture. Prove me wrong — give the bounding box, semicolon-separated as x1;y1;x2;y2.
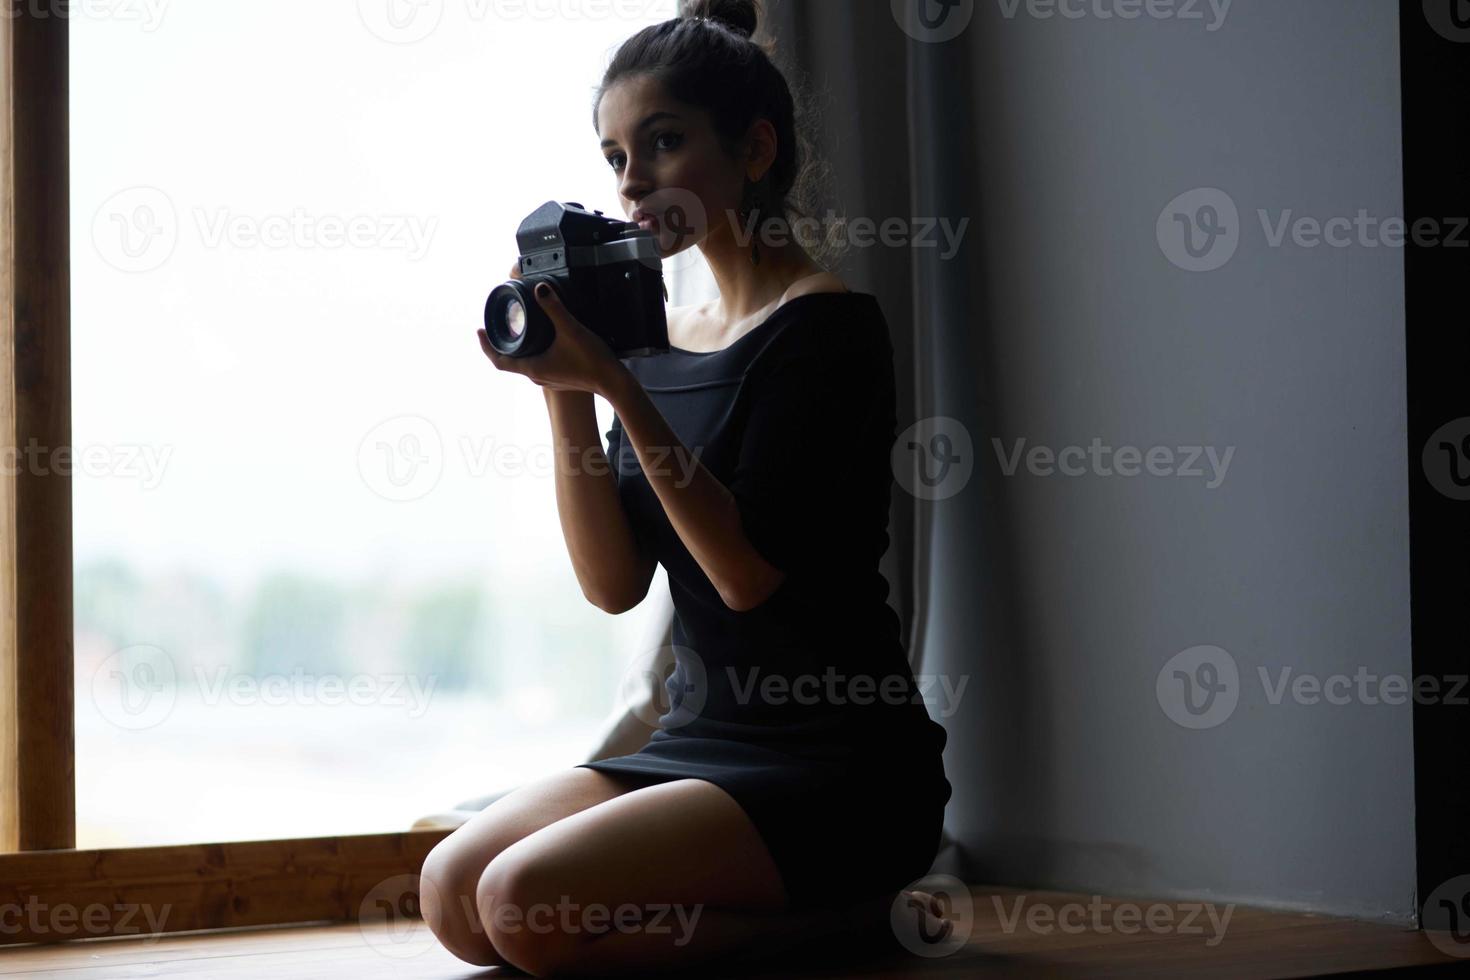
909;1;1417;923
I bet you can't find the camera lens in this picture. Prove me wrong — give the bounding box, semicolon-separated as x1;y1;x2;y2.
485;279;551;357
504;297;526;338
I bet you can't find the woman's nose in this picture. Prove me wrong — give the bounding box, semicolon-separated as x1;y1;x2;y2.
619;155;654;203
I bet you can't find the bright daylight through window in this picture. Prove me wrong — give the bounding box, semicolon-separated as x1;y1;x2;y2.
69;0;704;847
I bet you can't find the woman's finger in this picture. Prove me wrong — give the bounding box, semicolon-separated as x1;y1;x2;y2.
478;329;555;387
478;329;522;374
531;282;574;330
478;328;504;356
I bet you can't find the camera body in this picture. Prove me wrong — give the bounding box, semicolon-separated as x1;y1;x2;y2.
485;201;670;359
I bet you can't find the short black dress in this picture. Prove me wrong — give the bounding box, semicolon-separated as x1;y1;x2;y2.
577;290;951;912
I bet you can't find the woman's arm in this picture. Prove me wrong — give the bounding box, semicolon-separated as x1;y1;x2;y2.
598;364;786;613
481;264;654;613
543;386;655;613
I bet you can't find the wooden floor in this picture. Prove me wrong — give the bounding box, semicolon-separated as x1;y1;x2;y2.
0;885;1460;979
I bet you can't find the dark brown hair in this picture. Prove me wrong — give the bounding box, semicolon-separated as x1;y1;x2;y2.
593;0;845;264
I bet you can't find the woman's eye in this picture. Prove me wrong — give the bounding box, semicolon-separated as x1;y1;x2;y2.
605;134;680;171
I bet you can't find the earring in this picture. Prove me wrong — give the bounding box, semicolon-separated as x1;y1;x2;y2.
739;177;763;267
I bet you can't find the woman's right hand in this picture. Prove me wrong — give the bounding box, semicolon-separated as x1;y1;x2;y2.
480;260;623;395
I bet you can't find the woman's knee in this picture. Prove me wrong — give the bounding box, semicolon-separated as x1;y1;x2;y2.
476;845;590;977
419;837;507;967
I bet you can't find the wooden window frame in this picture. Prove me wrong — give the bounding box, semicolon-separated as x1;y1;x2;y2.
4;0;1464;951
1;10;446;947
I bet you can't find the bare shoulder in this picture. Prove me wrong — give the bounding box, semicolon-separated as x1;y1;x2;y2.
780;271;851;304
665;300;715;348
667;301;710;327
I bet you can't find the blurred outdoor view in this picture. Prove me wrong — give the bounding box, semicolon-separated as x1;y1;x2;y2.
70;0;715;847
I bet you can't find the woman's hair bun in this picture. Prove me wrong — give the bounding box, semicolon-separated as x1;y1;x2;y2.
678;0;760;40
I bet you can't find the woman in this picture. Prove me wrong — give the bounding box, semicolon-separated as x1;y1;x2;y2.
422;1;952;974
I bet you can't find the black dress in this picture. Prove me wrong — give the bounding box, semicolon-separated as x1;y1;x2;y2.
577;290;951;912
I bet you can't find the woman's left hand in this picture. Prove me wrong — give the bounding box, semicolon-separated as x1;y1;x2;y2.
477;282;622;394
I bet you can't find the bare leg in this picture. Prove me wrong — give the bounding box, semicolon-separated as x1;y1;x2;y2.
559;887;949;975
550;898;865;976
474;777;924;976
418;767;651;966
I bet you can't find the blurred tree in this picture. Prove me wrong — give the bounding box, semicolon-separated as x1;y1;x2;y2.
74;558;145;650
398;583;487;692
241;572;348;677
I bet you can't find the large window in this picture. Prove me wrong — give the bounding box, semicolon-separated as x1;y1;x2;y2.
70;0;702;847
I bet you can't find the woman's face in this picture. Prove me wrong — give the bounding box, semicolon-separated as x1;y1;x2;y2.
595;74;745;258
